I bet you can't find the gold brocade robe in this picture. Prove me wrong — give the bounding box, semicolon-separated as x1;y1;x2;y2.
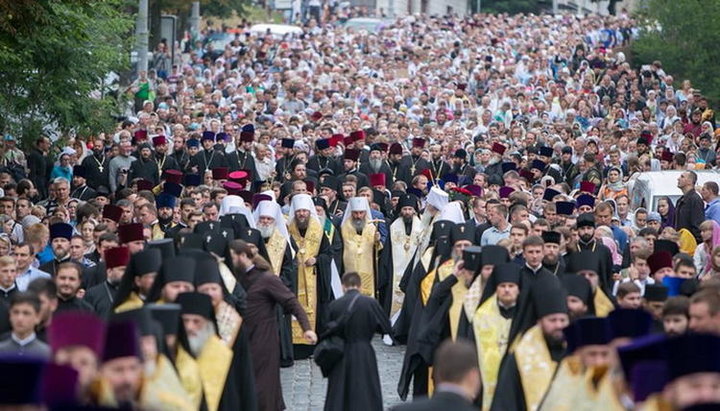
539;355;584;411
114;291;144;313
175;335;234;411
265;229;288;276
143;355;194;411
473;294;512;411
434;259;468;342
216;300;243;347
594;288;615;317
389;217;423;318
151;222;176;241
341;220;380;298
570;365;627;411
288;217;323;344
514;324;559;411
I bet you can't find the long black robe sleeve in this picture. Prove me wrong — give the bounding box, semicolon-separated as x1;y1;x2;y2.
490;353;526;411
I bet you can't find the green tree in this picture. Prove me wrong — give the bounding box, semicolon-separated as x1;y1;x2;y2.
632;0;720;103
0;0;133;143
478;0;544;14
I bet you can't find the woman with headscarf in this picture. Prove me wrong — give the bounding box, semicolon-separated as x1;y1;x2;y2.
657;196;676;230
599;166;627;201
695;220;720;277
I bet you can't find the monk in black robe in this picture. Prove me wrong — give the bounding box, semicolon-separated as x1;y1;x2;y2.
128;143;160;186
189;136;228;173
323;273;392;411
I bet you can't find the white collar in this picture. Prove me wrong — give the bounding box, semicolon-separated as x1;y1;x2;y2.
11;332;36;346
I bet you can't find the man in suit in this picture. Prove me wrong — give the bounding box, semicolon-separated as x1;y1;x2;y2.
392;339;480;411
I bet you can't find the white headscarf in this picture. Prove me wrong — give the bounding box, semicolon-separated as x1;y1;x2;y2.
253;199;290;243
219;195;256;228
289;194;319;222
341;196;372;225
426;186;449;211
438;201;466;224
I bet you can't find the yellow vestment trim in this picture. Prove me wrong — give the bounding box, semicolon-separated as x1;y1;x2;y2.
176;335;233;411
289;217;323;344
515;324;558;411
473;294;512;411
341;220;378;297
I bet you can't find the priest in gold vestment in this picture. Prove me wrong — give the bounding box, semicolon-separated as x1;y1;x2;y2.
491;276;568;411
341;197;383;298
287;193;334;358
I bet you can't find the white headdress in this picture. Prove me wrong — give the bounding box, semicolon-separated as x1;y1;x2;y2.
254;200;290;243
438;201;466;224
341;196;372;225
426;186;449;211
289;194;319;222
219;195;256;228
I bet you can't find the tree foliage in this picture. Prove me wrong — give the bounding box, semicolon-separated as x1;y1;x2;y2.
0;0;133;143
632;0;720;103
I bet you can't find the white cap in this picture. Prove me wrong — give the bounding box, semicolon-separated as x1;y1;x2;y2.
438;202;466;224
342;196;372;225
426;186;449;211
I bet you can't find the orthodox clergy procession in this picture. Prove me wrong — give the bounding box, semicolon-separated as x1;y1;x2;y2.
5;3;720;411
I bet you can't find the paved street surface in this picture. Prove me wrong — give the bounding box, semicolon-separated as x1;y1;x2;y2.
281;337;407;410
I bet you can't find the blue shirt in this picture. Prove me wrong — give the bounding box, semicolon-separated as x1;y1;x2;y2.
481;225;511;247
15;267;51;292
610;225;628;251
707;197;720;224
37;245;54;266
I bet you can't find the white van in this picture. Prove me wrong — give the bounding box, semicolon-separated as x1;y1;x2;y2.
628;170;720;211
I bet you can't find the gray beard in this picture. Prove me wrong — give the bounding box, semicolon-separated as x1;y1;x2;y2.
188;322;215;357
258;225;274;239
369;158;382;172
351;218;366;232
318;216;327;228
488;156;500;165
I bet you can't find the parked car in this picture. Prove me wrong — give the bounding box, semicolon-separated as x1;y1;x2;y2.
628;170;720;210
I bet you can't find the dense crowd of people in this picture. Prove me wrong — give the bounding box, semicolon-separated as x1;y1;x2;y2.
0;9;720;411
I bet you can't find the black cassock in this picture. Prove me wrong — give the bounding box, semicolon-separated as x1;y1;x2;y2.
128;157;159;186
323;289;391;411
307;154;341;175
171;149;192;172
339;169;370;191
55;296;93;313
359;162;394;189
83;280;119;318
189;149;228;172
155;153;180;172
227;150;260;182
241;266;311;411
70;185;97;201
80;154;110;190
397;155;430;185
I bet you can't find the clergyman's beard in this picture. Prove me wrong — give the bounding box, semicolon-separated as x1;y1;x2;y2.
318;215;327;228
351;218;366;233
158;215;173;225
488;156;500;166
402;214;414;225
188;322;215;357
369;158;382;172
543;255;558;266
296;217;309;231
258;225;274;239
579;233;594;243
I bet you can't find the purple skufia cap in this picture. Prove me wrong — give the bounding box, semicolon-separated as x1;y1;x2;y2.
102;321;142;362
163;182;183;198
630;361;668;402
41;363;79;406
49;311;106;356
576;193;595;208
499;186;515;199
464;184;483;197
201;131;216;141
